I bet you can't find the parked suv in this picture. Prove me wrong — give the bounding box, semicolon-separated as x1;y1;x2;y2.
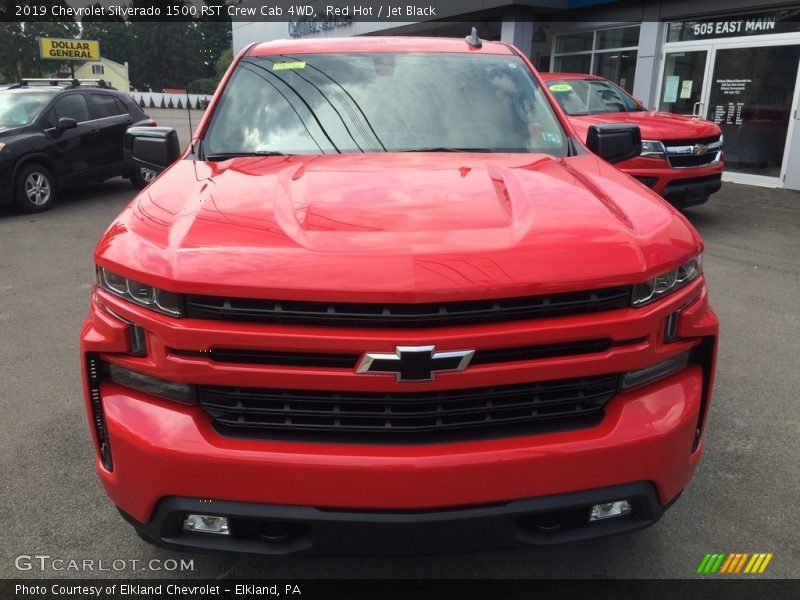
0;81;155;213
541;73;723;208
80;36;718;556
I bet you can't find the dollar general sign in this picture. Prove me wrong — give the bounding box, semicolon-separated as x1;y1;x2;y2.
39;38;100;60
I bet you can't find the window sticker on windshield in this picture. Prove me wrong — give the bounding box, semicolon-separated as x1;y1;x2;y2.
272;61;306;71
542;132;562;144
548;83;572;92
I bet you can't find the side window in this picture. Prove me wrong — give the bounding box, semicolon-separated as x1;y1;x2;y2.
113;97;130;116
89;93;124;119
45;109;57;129
53;94;91;122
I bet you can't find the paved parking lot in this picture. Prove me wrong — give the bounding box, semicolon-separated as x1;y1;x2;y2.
1;146;798;577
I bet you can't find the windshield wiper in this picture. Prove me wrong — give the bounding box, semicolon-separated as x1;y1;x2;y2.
394;147;497;153
205;151;288;161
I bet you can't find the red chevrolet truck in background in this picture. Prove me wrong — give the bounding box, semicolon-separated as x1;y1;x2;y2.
80;35;718;556
542;72;724;209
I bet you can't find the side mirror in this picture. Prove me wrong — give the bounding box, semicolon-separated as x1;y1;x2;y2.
124;126;180;173
57;117;77;131
586;123;641;164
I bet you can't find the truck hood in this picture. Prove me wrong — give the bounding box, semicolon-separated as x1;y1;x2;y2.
567;111;721;143
97;153;702;302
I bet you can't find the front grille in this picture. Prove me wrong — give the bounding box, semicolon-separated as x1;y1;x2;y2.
184;286;632;328
665;136;721;168
173;338;642;369
663;135;720;147
667;153;720;168
199;374;620;443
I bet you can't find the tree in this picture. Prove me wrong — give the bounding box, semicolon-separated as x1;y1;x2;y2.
6;20;81;80
197;0;233;77
215;48;233;78
81;3;133;68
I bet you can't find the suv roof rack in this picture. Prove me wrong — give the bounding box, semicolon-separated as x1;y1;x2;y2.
19;78;115;89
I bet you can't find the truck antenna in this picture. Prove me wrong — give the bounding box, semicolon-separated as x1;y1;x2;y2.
465;27;482;48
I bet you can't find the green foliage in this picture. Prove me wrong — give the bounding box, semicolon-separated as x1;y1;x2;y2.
188;77;218;95
0;2;232;91
0;20;80;82
215;48;233;79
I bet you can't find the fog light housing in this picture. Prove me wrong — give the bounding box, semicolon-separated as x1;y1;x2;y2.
590;500;633;521
182;514;230;535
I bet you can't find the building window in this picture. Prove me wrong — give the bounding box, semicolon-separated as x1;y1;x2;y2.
91;64;104;75
553;25;639;92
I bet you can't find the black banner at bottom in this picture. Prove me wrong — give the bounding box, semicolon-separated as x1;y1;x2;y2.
4;579;800;600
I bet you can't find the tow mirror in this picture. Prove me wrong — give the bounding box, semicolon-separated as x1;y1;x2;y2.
56;117;77;131
124;126;180;173
586;123;641;164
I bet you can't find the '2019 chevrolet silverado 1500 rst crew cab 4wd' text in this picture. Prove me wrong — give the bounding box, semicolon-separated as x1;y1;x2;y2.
80;34;718;556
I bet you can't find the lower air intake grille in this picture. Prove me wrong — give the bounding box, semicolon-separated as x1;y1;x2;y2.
86;353;113;470
199;374;620;443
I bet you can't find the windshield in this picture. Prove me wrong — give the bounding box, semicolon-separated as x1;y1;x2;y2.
204;52;569;157
546;79;642;116
0;91;53;128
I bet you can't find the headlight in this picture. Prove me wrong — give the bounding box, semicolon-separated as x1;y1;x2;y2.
96;266;183;317
640;140;666;158
632;255;702;307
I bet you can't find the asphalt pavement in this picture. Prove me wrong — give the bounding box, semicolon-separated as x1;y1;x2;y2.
0;133;798;578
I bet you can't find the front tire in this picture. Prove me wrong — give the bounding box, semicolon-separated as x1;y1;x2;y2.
14;163;55;213
131;166;157;190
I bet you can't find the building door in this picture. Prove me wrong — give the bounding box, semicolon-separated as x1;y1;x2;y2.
659;41;800;187
705;44;800;186
783;60;800;191
658;48;711;116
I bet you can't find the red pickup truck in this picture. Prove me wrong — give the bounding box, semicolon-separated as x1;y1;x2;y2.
80;35;718;556
541;73;723;209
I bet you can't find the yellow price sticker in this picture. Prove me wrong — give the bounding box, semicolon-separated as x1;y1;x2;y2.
273;61;306;71
548;83;573;92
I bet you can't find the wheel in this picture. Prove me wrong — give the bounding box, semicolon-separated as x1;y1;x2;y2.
14;163;55;213
131;165;157;190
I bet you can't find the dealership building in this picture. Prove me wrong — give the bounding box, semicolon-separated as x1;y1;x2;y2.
233;0;800;191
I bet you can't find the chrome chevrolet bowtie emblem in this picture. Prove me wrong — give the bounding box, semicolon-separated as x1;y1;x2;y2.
356;345;475;382
693;143;708;155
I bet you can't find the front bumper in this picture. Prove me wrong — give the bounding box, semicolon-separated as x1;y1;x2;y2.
80;279;718;554
123;482;671;556
91;361;708;554
621;156;724;207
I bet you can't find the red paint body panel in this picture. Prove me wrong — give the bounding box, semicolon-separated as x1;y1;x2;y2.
96;369;703;522
96;154;701;299
541;72;724;197
80;39;719;543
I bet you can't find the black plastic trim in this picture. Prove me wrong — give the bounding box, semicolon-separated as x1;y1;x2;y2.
183;286;633;328
121;482;670;556
198;374;619;444
662;174;722;208
171;337;643;369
